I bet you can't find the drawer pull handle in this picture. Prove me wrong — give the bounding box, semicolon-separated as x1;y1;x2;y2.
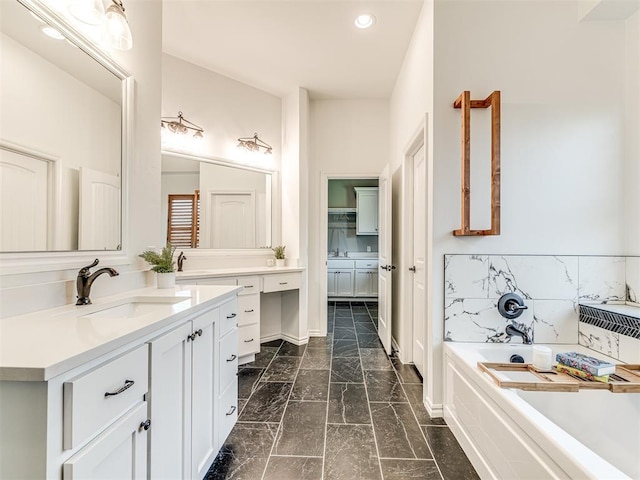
244;309;254;313
226;406;237;416
139;419;151;431
244;285;254;288
227;354;237;362
279;282;288;285
105;379;134;397
244;338;254;343
227;313;237;319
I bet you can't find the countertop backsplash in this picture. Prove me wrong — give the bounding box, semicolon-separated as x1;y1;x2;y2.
444;254;640;362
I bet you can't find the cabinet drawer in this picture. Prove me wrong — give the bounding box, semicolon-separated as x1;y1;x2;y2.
63;345;149;450
196;277;237;286
237;276;260;295
219;298;238;337
238;323;260;357
219;328;238;393
263;273;301;293
355;259;378;269
327;259;355;269
218;381;238;447
238;294;260;326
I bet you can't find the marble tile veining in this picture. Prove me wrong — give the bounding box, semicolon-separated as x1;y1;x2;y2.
370;402;432;459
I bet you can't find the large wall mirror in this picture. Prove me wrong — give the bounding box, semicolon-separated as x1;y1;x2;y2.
162;152;273;250
0;0;130;254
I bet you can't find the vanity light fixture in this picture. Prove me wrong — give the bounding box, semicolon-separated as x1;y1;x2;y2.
354;13;376;29
161;111;204;139
66;0;133;50
237;133;272;155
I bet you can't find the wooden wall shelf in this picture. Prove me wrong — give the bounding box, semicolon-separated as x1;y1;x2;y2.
452;90;501;236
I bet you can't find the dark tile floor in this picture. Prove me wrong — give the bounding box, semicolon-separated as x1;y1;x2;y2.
205;301;479;480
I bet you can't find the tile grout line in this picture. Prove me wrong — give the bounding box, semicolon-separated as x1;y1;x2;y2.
354;301;386;480
320;301;335;480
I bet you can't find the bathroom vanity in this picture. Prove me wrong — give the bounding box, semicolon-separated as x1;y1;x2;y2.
177;266;305;364
0;284;241;479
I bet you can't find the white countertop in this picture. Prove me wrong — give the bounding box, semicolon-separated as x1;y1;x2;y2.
176;265;304;279
0;284;241;382
327;253;378;260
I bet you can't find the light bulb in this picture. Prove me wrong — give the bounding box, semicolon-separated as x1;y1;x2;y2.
354;13;376;29
105;2;133;50
67;0;105;26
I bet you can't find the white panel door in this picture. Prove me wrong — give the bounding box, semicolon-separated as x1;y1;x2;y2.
62;402;148;480
148;323;192;480
0;148;50;251
79;167;120;250
209;193;255;249
412;145;426;376
191;308;219;479
377;165;393;355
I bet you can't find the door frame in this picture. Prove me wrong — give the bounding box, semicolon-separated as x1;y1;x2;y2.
319;172;381;337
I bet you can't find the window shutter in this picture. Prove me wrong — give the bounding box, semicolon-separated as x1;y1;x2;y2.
167;190;199;248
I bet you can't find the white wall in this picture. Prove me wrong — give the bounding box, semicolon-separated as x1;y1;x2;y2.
307;99;389;335
626;10;640;255
0;0;163;317
390;0;637;412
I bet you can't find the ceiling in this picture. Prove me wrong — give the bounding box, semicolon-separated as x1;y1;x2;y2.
162;1;424;100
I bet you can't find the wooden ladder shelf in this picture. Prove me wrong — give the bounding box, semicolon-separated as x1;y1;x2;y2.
453;90;501;236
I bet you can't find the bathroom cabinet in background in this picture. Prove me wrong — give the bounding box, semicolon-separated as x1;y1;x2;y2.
355;187;379;235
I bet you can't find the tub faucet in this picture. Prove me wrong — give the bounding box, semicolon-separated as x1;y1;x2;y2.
505;324;532;345
76;259;119;305
177;251;186;272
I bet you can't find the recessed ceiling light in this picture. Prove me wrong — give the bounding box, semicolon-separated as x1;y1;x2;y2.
39;25;65;40
354;13;376;29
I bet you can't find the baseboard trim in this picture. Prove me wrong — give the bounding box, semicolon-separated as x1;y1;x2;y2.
425;398;444;418
391;337;401;357
308;329;323;337
260;333;282;344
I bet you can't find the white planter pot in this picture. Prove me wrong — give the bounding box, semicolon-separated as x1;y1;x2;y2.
275;259;286;267
156;272;176;289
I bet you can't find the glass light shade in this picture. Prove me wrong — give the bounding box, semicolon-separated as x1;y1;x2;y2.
40;25;65;40
105;3;133;50
67;0;105;26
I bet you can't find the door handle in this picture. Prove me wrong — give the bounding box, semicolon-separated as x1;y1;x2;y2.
380;265;397;271
409;266;416;272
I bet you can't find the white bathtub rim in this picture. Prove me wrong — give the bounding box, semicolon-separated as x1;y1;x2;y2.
444;343;632;480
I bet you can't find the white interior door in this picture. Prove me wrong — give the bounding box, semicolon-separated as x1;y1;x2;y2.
377;165;393;355
79;167;121;250
0;147;51;251
412;145;426;376
209;192;255;249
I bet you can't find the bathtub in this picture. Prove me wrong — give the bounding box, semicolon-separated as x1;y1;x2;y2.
443;343;640;480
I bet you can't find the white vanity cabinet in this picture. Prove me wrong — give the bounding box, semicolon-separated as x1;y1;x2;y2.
327;259;355;297
354;187;379;235
354;259;379;297
148;297;238;480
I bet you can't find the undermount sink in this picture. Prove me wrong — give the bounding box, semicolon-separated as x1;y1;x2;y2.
81;296;191;320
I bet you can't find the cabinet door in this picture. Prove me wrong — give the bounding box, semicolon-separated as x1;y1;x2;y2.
370;270;379;296
356;188;379;235
355;270;371;296
327;270;337;296
63;402;148;480
148;323;192;480
336;271;354;296
191;308;220;480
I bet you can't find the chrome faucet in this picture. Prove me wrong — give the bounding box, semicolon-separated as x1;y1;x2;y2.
505;324;532;345
76;259;119;305
177;251;186;272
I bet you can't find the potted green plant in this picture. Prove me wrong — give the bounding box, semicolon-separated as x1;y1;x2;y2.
139;244;177;288
272;245;286;267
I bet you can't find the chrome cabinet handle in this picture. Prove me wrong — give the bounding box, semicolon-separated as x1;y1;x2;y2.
139;419;151;431
244;338;254;343
226;406;237;416
244;309;254;313
227;313;237;319
105;379;134;397
227;354;237;362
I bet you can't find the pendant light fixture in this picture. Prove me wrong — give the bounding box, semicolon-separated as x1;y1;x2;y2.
104;0;133;50
67;0;105;26
237;133;273;154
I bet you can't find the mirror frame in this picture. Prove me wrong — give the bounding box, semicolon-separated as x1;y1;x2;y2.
0;0;133;275
161;149;280;257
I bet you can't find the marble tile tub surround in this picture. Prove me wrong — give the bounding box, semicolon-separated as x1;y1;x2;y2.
444;254;638;344
578;304;640;363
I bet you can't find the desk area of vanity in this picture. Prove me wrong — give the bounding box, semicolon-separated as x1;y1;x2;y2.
177;266;306;365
